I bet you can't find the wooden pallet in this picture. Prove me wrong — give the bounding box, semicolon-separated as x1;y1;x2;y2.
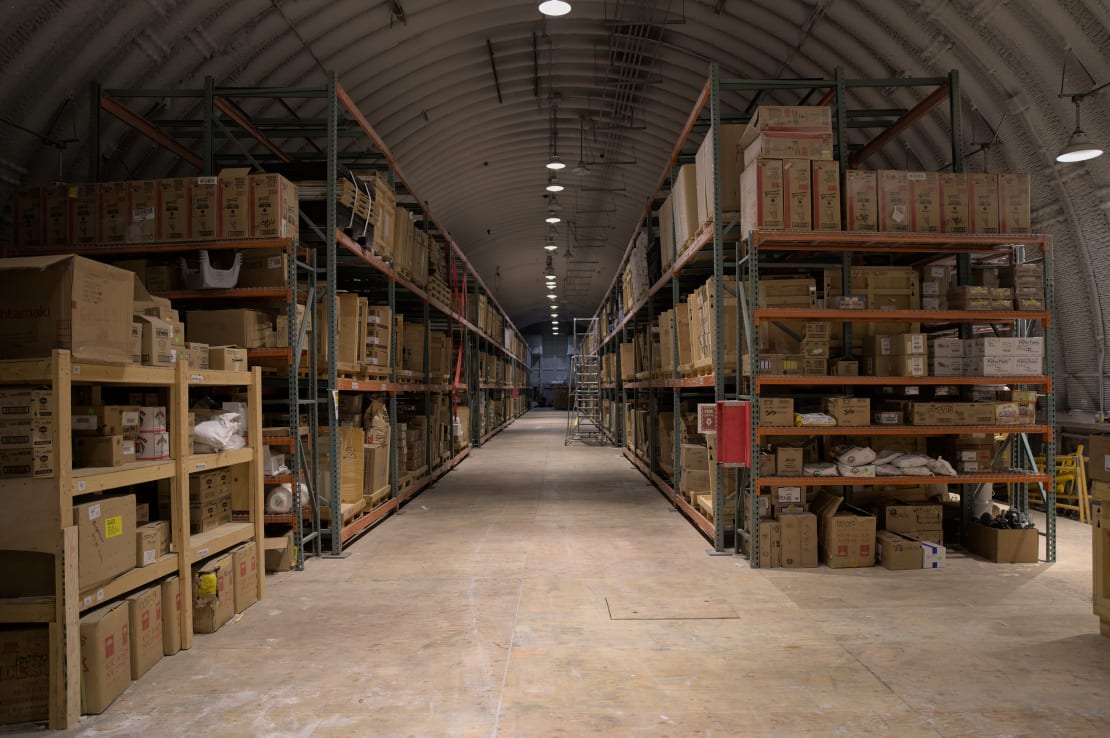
364;485;392;509
694;494;714;521
319;498;368;524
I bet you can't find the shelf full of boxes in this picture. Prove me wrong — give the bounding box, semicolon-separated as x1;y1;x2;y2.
585;64;1055;568
8;73;530;564
0;335;264;730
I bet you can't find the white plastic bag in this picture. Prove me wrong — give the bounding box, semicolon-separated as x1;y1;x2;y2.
873;450;903;466
927;456;958;476
900;465;934;476
837;446;877;466
193;412;244;452
805;462;839;477
892;453;932;469
838;463;876;477
876;464;901;476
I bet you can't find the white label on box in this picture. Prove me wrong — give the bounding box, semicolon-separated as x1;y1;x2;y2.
83;595;92;607
197;547;209;558
197;176;218;185
122;439;135;456
1104;454;1110;473
879;336;892;355
191;374;205;383
267;256;282;269
77;480;86;492
144;550;156;566
907;172;926;181
96;589;105;602
121;411;140;427
962;461;981;471
891;205;906;224
134;207;155;221
72;415;97;430
776;486;803;504
905;386;920;396
72;365;81;375
195;462;207;471
88;504;101;520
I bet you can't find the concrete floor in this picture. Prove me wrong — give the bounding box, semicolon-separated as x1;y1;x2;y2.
10;409;1110;737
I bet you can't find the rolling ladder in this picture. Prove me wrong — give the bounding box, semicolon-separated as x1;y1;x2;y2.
565;353;603;444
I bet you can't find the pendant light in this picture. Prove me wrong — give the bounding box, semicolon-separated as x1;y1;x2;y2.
1057;98;1103;162
538;1;571;16
545;173;564;192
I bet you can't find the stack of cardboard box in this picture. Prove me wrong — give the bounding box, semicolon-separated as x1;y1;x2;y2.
1002;263;1046;310
0;388;55;480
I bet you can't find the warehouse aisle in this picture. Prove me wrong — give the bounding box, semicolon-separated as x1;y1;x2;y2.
29;410;1110;738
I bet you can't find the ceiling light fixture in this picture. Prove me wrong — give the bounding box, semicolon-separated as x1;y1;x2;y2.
538;1;571;16
545;173;564;192
551;313;559;318
546;106;566;170
1056;50;1107;163
550;304;558;310
547;292;557;300
545;209;561;224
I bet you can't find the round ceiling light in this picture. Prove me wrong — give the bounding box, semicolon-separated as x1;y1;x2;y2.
545;210;561;224
545;174;564;193
545;155;566;171
1057;129;1104;163
547;292;557;300
538;1;572;17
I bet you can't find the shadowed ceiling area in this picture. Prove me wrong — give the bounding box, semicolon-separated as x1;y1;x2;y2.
0;0;1108;409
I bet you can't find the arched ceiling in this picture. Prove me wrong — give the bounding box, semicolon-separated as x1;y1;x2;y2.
1;0;1108;409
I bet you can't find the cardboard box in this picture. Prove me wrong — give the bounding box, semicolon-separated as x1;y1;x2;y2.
743;131;833;165
940;172;970;233
760;397;794;426
779;512;818;568
250;173;298;239
126;585;163;680
969;172;999;233
125;180;158;243
968;521;1040;563
772;485;804;506
746;105;832;132
319;426;366;504
0;255;134;363
879;503;942;535
823;396;870;427
930;337;963;359
158;178;191;241
232;541;259;613
186;309;272;349
13;187;45;249
219;169;251;239
740;158;785;235
921;541;946;569
813;491;876;568
131;322;143;363
0;417;53;449
208;346;248;371
776;447;804;475
41;184;68;246
161;576;182;656
193;552;235;633
845;170;878;231
73;405;141;436
782;158;812;230
184;341;210;369
238;249;288;288
757;519;782;568
811;160;841;230
264;530;295;572
134;314;174;367
908;171;942;232
135;521;170;567
65;183;99;245
998;172;1031;233
190;176;220;240
0;389;55;421
98;181;129;243
695;123;744;222
894;355;928;377
79;601;131;714
878;170;911;232
135;430;170;461
889;333;927;356
876;530;924;570
0;627;49;724
75;434;133;467
139;406;167;433
1088;435;1110;483
680;443;709;471
0;446;55;479
74;494;136;590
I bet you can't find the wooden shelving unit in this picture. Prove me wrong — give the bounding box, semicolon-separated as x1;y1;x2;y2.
0;351;264;728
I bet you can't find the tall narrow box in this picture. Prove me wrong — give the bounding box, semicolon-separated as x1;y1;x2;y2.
783;159;812;230
250;173;299;239
126;180;158;243
969;172;999;233
740;158;785;235
98;181;129;243
219;168;252;239
79;601;131;714
878;170;911;232
940;172;970;233
158;178;191;241
845;170;878;231
125;585;163;679
13;187;44;249
810;160;841;230
190;176;220;240
42;184;70;245
70;183;100;244
998;172;1031;233
908;171;941;232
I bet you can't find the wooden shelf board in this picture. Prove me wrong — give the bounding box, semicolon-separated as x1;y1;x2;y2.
0;597;56;623
186;369;255;386
186;448;255;473
756;375;1051;388
72;363;175;385
757;424;1052;437
78;554;178;613
755;308;1051;325
189;522;255;563
756;473;1052;487
73;459;177;497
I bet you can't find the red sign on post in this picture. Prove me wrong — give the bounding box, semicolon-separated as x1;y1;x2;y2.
716;400;752;468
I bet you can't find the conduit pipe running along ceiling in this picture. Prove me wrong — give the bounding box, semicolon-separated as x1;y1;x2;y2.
0;0;1108;410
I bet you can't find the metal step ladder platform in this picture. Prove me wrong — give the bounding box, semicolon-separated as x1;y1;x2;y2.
565;354;604;444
